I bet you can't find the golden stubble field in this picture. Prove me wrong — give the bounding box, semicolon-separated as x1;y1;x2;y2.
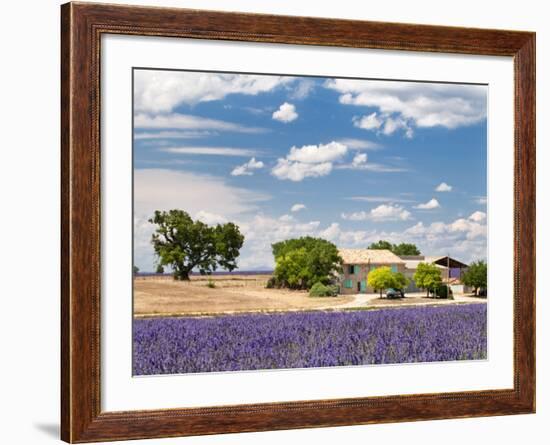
134;274;354;317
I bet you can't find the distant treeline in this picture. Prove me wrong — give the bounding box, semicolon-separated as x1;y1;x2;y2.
135;270;274;277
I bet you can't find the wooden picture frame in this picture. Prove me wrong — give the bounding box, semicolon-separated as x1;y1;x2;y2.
61;2;535;442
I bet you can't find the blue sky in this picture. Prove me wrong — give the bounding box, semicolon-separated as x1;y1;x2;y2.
133;69;487;271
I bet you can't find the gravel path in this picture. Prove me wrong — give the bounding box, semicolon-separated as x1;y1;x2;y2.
331;292;486;309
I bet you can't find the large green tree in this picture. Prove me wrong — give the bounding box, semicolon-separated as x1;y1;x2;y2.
368;240;394;251
368;240;420;256
272;237;342;290
462;260;487;296
149;210;244;280
392;243;421;256
367;267;408;298
413;262;442;297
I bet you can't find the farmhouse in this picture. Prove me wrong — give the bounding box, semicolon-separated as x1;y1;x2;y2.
338;249;406;294
338;249;469;294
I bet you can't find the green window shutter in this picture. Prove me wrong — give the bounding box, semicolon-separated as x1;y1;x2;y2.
354;265;361;274
344;279;353;289
360;280;367;292
391;265;398;273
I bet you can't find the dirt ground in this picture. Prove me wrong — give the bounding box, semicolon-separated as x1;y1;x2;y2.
367;296;473;306
339;292;487;309
134;275;354;316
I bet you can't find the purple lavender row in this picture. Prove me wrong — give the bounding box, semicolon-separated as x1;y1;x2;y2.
133;304;487;375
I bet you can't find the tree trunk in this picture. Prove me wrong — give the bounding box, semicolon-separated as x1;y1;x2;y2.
426;289;429;298
173;267;190;281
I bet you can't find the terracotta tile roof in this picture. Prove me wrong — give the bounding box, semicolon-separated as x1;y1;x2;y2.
338;249;405;265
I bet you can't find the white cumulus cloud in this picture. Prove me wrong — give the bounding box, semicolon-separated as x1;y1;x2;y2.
287;142;348;164
414;198;440;210
335;152;370;171
381;116;414;138
231;157;264;176
402;218;487;261
342;204;412;222
271;141;347;181
278;214;295;222
435;182;453;192
326;79;487;137
351;153;368;167
236;212;487;270
272;102;298;123
353;112;413;138
353;112;382;130
469;211;487;222
134;70;294;113
271;159;332;182
319;223;342;241
370;204;412;221
236;215;322;269
448;219;486;239
291;203;306;212
290;79;316;100
194;210;228;225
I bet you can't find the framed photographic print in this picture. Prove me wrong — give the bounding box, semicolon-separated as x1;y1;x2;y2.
61;2;535;442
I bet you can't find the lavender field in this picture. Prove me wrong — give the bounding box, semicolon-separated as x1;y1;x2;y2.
133;304;487;375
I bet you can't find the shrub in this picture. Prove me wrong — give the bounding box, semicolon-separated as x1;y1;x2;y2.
206;279;216;288
309;282;333;297
434;284;453;299
266;276;282;289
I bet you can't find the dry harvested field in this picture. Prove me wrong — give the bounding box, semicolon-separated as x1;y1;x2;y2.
134;274;354;316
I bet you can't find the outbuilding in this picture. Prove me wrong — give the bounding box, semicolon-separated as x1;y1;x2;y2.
399;255;469;292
